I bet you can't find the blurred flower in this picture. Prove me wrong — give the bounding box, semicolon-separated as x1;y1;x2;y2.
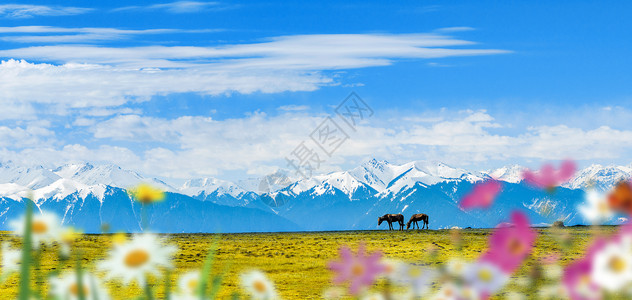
429;283;479;300
607;181;632;215
10;210;63;248
328;244;387;295
322;287;346;300
1;242;21;277
480;211;536;274
459;180;502;210
360;293;385;300
59;227;82;257
505;291;527;300
49;272;110;300
563;239;605;300
538;284;568;299
444;258;468;278
591;238;632;291
178;271;201;296
543;264;564;280
380;259;406;283
240;270;278;300
522;160;576;190
463;261;509;296
395;264;436;296
128;183;165;204
111;232;128;245
98;234;177;286
579;190;613;224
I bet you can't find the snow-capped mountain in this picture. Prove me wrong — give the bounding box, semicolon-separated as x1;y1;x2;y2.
564;164;632;191
0;159;631;233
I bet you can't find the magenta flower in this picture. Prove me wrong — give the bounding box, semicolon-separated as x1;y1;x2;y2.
562;239;606;300
522;160;576;190
459;180;503;210
328;244;387;295
480;211;536;274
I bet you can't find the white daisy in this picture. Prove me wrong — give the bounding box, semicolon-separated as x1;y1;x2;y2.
591;240;632;291
538;284;568;299
322;287;346;299
429;283;467;300
543;264;564;280
381;259;406;283
1;242;21;277
239;270;278;300
49;272;110;300
463;261;509;296
178;270;201;296
444;258;468;278
395;264;436;296
360;292;385;300
10;210;63;248
98;234;177;286
579;190;613;224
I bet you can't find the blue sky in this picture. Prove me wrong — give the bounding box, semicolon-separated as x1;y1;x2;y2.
0;1;631;182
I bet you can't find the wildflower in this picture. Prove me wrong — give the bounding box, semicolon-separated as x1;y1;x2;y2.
579;190;613;224
360;293;385;300
322;287;346;300
480;211;536;274
538;284;568;299
463;261;509;296
522;160;576;190
59;227;82;257
49;272;110;300
459;180;502;209
429;283;478;300
239;270;278;300
128;183;165;204
10;210;63;248
380;259;405;283
444;258;468;278
607;181;632;215
394;264;436;296
1;242;21;277
178;271;201;296
543;264;564;280
563;239;605;300
591;238;632;291
98;234;177;286
328;244;387;295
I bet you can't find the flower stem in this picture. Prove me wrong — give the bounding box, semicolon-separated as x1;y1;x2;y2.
18;198;33;300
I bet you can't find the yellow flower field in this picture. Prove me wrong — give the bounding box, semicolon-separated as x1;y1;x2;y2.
0;227;615;299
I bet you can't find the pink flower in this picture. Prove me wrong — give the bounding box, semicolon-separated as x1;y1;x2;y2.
459;180;503;209
562;239;606;300
522;160;576;190
328;244;387;295
480;211;536;274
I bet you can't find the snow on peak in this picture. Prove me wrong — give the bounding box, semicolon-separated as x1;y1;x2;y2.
487;165;525;183
565;164;632;190
180;177;247;198
0;161;61;189
53;163;174;192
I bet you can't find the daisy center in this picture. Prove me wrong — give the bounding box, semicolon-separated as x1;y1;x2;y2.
253;280;267;293
32;221;48;234
478;269;493;283
187;279;198;291
352;263;365;276
508;238;524;255
608;256;627;273
124;249;150;268
69;283;89;296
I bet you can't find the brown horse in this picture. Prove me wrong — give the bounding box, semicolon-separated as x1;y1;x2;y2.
378;214;405;231
406;213;429;230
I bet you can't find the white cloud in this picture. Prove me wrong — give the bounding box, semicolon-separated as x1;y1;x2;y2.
114;1;233;14
0;33;508;114
0;4;91;18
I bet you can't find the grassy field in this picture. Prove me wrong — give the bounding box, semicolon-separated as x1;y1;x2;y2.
0;227;615;299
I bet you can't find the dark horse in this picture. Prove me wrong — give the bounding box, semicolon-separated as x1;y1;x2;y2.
378;214;405;231
406;213;429;230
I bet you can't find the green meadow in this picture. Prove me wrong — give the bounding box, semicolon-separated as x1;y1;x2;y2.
0;227;613;299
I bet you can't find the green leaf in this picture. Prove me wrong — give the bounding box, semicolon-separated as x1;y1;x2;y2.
18;198;33;300
197;236;219;299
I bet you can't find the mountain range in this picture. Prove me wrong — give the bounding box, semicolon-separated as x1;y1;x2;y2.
0;159;630;233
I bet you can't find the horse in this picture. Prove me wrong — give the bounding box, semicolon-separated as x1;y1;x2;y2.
378;214;405;231
406;213;429;230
